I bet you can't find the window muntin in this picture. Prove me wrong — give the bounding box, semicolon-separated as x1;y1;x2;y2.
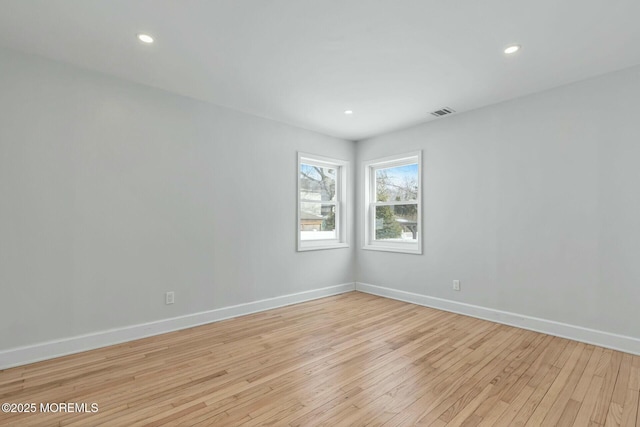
364;152;421;254
298;153;348;251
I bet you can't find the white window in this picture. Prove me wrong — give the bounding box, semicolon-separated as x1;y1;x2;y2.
297;153;349;251
363;151;422;254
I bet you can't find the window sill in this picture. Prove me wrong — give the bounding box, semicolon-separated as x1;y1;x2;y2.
362;243;422;255
298;242;350;252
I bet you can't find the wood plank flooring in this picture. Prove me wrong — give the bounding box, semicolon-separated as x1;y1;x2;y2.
1;291;638;426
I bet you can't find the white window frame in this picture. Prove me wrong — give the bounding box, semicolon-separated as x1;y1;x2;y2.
363;151;422;254
297;152;349;251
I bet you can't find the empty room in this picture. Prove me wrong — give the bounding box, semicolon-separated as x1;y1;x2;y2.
1;1;639;426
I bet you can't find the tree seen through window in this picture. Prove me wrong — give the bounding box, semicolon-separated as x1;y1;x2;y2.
375;165;418;240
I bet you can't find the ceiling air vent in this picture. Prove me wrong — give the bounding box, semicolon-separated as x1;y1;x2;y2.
430;107;456;117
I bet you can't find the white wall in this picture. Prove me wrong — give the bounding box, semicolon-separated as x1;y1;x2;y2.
0;48;356;351
356;65;640;339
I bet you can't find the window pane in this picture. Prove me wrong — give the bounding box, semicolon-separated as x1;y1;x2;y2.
375;164;418;202
300;203;336;240
374;204;418;241
300;163;337;202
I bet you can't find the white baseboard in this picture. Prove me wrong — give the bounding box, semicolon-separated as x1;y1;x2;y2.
356;282;640;356
0;283;355;370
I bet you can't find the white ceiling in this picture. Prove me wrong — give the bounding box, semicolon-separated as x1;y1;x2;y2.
1;1;639;141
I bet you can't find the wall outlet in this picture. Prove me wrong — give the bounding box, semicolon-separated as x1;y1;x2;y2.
165;291;175;305
453;280;461;291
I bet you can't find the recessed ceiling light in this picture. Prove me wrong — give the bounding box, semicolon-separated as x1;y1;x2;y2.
344;110;353;115
504;45;520;55
137;33;154;44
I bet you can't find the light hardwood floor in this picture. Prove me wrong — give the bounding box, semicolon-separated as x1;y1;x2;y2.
1;292;639;426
